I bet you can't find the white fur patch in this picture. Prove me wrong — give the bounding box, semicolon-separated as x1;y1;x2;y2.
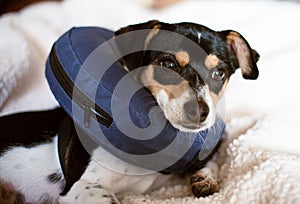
156;89;169;110
0;136;63;203
200;86;216;129
156;86;216;132
60;146;163;202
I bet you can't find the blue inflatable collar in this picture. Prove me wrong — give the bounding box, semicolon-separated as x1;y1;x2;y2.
46;27;225;173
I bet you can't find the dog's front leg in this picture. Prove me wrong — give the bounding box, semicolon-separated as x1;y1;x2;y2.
59;179;119;204
190;160;220;197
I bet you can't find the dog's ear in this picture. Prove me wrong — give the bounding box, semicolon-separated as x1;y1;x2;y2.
222;30;259;79
114;20;161;70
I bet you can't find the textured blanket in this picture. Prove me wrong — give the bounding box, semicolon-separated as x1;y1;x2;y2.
0;0;300;203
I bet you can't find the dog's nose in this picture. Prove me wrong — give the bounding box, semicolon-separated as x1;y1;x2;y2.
184;100;209;123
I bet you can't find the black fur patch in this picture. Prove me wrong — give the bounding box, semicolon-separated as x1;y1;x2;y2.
0;108;66;155
47;171;62;184
114;21;260;96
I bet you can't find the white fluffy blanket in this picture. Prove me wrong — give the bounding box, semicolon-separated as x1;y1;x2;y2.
1;0;300;203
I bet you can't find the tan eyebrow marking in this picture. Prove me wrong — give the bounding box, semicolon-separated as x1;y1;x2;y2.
205;54;220;69
175;51;190;67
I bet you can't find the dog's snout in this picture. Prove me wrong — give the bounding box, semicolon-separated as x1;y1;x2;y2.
184;100;209;123
198;100;210;122
184;101;197;120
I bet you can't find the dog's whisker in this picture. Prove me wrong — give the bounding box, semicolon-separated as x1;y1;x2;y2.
140;95;156;100
145;103;161;111
151;107;164;114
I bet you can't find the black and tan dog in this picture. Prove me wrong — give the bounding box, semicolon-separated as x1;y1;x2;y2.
0;20;259;203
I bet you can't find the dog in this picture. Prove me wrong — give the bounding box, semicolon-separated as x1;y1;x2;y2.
0;20;259;204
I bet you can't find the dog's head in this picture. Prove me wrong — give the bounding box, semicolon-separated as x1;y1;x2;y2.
114;20;259;132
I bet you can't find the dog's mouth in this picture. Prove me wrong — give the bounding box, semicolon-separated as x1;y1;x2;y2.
164;103;216;133
171;99;216;132
181;124;203;132
154;91;216;133
170;118;215;133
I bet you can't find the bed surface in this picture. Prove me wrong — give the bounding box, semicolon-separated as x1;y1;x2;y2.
0;0;300;203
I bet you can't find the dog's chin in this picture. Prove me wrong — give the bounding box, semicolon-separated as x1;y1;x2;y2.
170;120;215;133
166;110;216;133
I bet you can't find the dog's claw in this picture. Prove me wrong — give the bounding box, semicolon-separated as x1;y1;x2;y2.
191;172;219;197
191;174;205;183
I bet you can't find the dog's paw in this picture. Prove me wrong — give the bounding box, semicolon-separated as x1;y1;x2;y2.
190;170;219;197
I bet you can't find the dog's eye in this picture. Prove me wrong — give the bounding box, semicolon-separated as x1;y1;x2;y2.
159;60;178;70
211;68;226;81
